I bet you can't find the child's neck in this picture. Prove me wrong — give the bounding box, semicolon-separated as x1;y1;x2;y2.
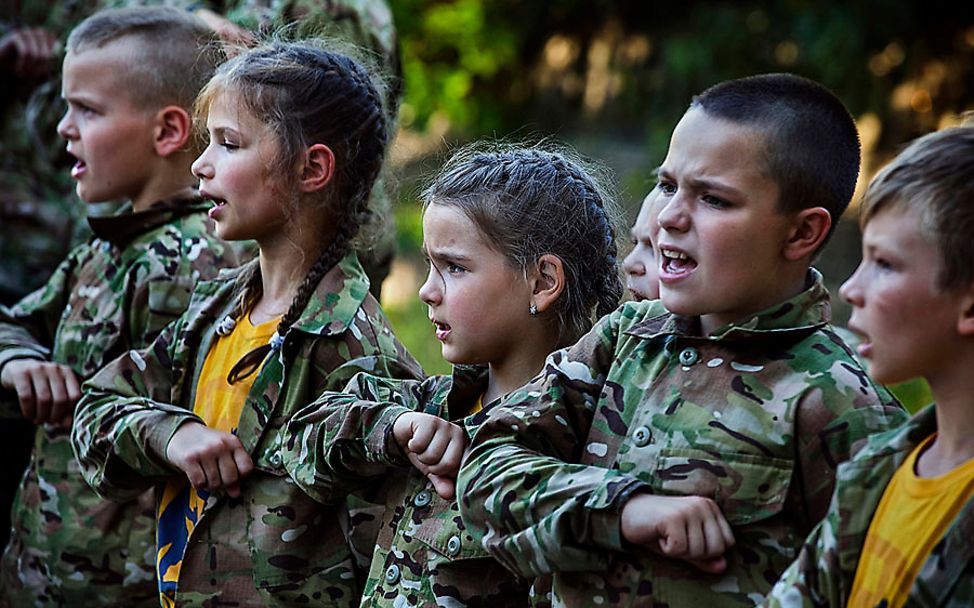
484;333;562;404
131;159;199;213
917;348;974;477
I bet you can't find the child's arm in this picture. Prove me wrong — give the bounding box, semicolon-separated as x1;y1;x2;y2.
458;310;654;577
283;372;448;506
793;376;906;525
72;318;206;502
762;500;844;607
0;252;87;426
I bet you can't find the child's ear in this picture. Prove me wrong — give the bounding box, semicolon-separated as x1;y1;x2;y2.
298;143;335;193
531;254;566;314
153;106;192;157
957;283;974;337
782;207;831;261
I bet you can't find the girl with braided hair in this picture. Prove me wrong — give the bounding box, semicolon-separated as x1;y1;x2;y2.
71;42;421;607
282;143;624;607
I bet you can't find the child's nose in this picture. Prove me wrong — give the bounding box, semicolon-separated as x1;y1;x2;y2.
191;152;212;180
839;265;864;306
657;196;689;232
622;249;644;276
418;268;442;306
56;111;76;140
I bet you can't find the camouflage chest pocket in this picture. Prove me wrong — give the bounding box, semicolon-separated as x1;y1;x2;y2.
412;490;490;562
653;447;793;526
144;278;193;337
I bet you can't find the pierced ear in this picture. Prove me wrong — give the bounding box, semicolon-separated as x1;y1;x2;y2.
530;254;566;314
298;143;335;193
957;285;974;337
782;207;831;261
153;106;192;157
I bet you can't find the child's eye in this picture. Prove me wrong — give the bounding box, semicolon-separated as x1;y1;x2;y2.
446;263;466;274
702;194;731;209
656;181;676;195
220;139;239;151
873;257;894;271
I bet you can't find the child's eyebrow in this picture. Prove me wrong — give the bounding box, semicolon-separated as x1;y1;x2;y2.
425;245;471;262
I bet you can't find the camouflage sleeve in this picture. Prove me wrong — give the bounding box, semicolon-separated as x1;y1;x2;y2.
762;507;843;607
457;310;647;578
0;248;79;372
72;318;203;502
283;373;445;505
0;250;80;417
792;374;906;526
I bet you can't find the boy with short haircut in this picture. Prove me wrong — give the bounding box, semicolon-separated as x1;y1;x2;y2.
764;126;974;607
457;73;906;607
0;7;238;605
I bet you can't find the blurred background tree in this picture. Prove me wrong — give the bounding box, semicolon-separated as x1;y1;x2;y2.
380;0;974;409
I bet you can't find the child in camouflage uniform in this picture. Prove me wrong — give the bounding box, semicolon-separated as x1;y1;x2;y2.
764;127;974;607
457;74;908;608
72;42;421;607
282;145;624;607
0;8;239;606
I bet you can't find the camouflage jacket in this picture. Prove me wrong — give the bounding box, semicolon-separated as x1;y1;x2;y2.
763;404;974;607
285;365;530;607
457;270;907;608
72;252;422;607
0;198;239;607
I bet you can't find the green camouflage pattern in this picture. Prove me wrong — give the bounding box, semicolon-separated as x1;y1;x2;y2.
0;198;240;607
72;252;422;607
457;270;908;608
763;404;974;607
284;365;530;607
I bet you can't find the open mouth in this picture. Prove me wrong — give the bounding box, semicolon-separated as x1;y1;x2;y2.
70;159;87;179
432;320;451;341
660;247;697;280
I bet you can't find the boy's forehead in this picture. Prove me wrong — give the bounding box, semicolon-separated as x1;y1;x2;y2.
63;38;147;105
663;107;770;176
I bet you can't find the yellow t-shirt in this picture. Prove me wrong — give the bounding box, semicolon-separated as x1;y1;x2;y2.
849;434;974;608
155;313;280;607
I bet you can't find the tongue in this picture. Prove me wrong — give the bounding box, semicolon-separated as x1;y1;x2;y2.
667;256;696;273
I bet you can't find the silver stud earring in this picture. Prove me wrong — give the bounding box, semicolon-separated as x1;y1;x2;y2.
529;304;538;317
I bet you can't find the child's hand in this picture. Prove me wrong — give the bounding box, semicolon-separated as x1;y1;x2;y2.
392;412;468;499
620;492;735;574
1;359;80;428
0;27;57;79
166;422;254;498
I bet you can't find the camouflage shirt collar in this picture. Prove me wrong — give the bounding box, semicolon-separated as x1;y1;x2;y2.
86;195;209;246
446;365;491;415
627;268;831;341
289;252;372;337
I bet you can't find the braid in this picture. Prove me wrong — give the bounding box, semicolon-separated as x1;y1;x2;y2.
214;42;388;384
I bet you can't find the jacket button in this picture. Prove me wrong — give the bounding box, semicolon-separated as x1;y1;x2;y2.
632;426;652;447
447;535;462;557
384;564;400;584
414;490;432;507
269;452;282;467
678;347;700;366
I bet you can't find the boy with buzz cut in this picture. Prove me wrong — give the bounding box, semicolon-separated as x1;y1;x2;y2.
764;127;974;607
457;73;907;608
0;7;239;606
